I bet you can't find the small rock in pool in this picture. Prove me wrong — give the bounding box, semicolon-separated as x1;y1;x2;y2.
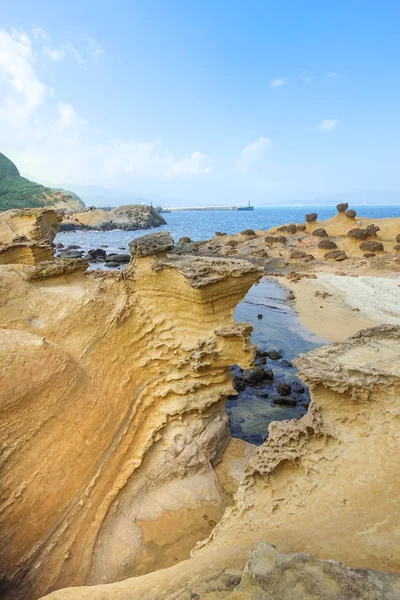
66;244;81;250
291;381;305;394
276;383;291;396
233;377;246;392
280;360;293;367
55;242;64;249
106;262;121;268
105;253;131;264
256;391;269;398
258;356;267;365
273;396;297;406
256;349;268;358
242;367;272;385
267;350;283;360
257;314;263;319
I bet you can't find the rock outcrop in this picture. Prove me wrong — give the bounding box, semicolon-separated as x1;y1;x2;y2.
0;232;262;600
60;205;166;231
0;208;60;265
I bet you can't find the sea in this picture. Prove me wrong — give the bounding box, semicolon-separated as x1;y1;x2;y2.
54;204;399;445
55;205;400;253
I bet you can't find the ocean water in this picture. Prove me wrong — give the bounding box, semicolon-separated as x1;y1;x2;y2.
55;205;400;252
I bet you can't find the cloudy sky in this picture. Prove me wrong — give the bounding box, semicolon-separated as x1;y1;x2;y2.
1;1;400;205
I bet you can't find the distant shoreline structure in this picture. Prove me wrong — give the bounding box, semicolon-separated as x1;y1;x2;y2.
157;201;254;213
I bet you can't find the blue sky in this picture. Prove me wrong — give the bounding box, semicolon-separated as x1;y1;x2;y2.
1;1;400;205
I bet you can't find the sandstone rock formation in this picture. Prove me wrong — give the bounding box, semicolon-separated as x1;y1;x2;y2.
40;324;400;600
60;205;166;231
0;232;261;600
0;208;60;265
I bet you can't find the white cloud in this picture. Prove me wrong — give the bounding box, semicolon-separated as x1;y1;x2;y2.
271;77;288;88
0;28;212;184
32;26;47;42
324;72;337;80
237;137;273;172
317;119;339;131
45;47;66;61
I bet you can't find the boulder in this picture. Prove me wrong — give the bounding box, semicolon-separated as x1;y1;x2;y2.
240;229;256;236
87;248;106;260
129;231;174;257
233;377;246;392
396;233;400;244
226;240;238;247
215;232;227;236
106;262;121;268
324;250;347;261
318;239;337;250
264;235;287;244
276;382;291;396
242;367;273;385
363;252;376;258
366;224;380;237
58;250;84;259
105;253;131;264
178;236;191;244
336;202;348;212
289;250;315;261
312;228;328;238
291;381;305;394
297;224;307;231
267;350;282;360
344;209;356;218
359;241;384;252
347;228;368;240
305;213;317;222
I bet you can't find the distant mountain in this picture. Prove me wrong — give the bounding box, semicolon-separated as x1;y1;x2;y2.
0;153;85;213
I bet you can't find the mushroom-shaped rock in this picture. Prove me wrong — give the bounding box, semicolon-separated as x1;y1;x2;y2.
318;239;337;250
312;228;328;238
305;213;318;222
277;224;297;234
289;249;315;261
240;229;256;236
178;236;191;244
129;230;174;257
336;202;349;212
345;209;356;218
296;223;307;231
366;224;380;237
359;241;384;252
264;235;287;244
324;250;347;261
347;228;368;240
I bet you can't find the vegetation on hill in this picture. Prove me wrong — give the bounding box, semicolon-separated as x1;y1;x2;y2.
0;152;85;212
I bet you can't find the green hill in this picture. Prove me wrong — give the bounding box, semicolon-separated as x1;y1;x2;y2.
0;153;85;212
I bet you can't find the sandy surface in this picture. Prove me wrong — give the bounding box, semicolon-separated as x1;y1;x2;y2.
280;274;400;342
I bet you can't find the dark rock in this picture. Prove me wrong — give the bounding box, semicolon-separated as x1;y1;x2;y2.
347;228;368;240
58;250;84;259
365;224;380;237
280;360;293;367
324;250;347;261
267;350;282;360
291;381;305;394
289;250;315;261
106;262;121;268
359;241;384;252
258;356;267;365
240;229;256;236
256;349;268;357
263;369;274;381
55;243;64;249
394;245;400;252
87;248;107;260
256;391;269;398
336;203;348;212
285;224;297;234
276;383;291;396
242;367;273;385
312;228;328;238
178;236;191;244
226;240;238;247
257;314;263;320
297;224;307;231
305;213;317;222
129;231;174;257
233;377;246;392
118;247;127;250
396;234;400;244
363;252;376;258
215;231;227;236
318;239;337;250
345;209;356;218
105;253;131;264
66;245;82;250
273;396;297;406
264;235;287;244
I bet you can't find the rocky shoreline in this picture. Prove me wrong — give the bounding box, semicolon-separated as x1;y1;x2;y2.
0;205;399;600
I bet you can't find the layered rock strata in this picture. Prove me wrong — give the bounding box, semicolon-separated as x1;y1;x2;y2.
0;233;261;599
41;324;400;599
